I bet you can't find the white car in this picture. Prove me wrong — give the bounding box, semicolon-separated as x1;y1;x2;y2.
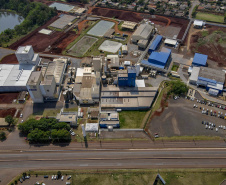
21;120;24;123
216;128;218;132
52;175;54;180
61;176;64;181
20;113;23;118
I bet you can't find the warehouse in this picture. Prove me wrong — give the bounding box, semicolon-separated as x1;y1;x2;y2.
141;47;171;70
189;67;225;96
56;111;77;126
49;14;76;29
192;53;208;67
49;2;75;12
101;86;158;110
0;45;39;92
99;112;120;128
148;35;163;53
121;21;137;30
131;24;154;43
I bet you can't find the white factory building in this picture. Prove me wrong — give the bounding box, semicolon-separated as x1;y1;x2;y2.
131;24;154;43
0;45;40;92
27;58;67;103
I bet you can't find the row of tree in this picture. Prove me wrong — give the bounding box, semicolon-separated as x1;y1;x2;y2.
18;118;71;143
0;0;57;46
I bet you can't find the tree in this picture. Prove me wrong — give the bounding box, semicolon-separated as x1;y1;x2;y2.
57;171;62;178
5;115;14;126
149;9;155;15
0;131;6;141
170;80;188;95
224;13;226;23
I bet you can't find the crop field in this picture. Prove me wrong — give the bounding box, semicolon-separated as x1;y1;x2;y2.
68;36;98;57
196;12;224;23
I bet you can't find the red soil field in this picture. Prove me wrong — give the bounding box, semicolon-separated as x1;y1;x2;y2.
0;54;18;64
190;25;226;66
0;108;16;118
0;93;19;104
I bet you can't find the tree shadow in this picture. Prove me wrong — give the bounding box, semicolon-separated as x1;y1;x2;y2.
84;136;88;148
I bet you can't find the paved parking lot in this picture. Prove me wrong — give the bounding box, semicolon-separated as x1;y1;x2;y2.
149;98;226;137
19;175;71;185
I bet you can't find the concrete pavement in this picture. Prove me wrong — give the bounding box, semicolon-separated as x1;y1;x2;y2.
1;147;226;184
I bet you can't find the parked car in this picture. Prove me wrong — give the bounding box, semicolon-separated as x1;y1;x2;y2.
44;175;48;178
67;176;71;180
20;113;23;118
61;176;64;181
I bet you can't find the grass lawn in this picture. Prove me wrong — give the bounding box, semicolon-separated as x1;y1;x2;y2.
64;107;78;112
171;64;179;72
119;110;148;128
196;12;224;23
42;109;61;117
14;169;226;185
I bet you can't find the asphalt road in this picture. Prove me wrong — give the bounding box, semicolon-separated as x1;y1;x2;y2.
0;147;226;184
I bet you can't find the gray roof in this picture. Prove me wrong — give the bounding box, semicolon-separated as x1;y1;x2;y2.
0;64;35;87
27;71;42;85
133;24;154;39
199;67;225;83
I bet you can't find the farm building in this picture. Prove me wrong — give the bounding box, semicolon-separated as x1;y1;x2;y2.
192;53;208;67
148;35;163;53
101;86;158;110
189;67;225;96
121;21;137;30
141;47;171;70
131;24;154;43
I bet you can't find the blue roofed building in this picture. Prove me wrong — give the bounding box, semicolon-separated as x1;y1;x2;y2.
192;53;208;67
141;47;171;70
148;35;163;53
118;66;136;87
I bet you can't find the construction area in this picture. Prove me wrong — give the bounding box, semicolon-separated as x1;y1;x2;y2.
91;7;189;40
9;15;77;53
189;25;226;67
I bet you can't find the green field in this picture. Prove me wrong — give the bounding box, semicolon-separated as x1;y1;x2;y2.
12;169;226;185
196;12;224;23
68;36;98;57
119;110;148;128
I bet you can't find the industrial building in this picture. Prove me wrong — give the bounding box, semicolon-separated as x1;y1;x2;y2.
118;66;136;87
73;67;100;104
56;111;77;127
49;14;76;29
164;38;178;47
101;86;158;110
148;35;163;53
192;53;208;67
27;58;67;103
0;45;40;92
189;67;225;96
141;47;171;70
131;24;154;43
99;111;120;128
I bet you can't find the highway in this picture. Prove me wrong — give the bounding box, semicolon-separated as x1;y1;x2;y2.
1;147;226;184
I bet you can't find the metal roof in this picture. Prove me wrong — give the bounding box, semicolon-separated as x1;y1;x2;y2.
164;38;177;46
148;47;171;65
194;20;204;26
0;64;34;87
198;67;225;84
49;2;75;12
49;14;76;29
189;67;200;82
192;53;207;66
133;24;154;39
149;35;162;51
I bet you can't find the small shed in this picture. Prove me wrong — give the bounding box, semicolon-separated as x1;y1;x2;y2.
85;123;99;132
194;20;205;29
121;45;128;54
164;38;178;47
